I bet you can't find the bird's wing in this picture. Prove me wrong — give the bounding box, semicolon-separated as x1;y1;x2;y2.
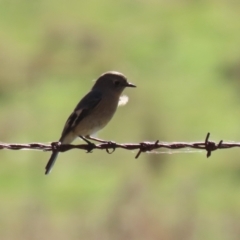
60;90;102;139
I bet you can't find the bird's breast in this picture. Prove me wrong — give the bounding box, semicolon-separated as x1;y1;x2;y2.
73;94;119;136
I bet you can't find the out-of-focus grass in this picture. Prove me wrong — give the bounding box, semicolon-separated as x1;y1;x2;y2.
1;0;240;239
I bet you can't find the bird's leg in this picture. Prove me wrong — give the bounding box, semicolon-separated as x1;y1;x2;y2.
82;135;116;147
86;135;117;153
79;136;93;144
86;135;116;147
79;136;95;153
85;135;108;143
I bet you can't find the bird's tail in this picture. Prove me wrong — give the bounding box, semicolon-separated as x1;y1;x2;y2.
45;151;59;175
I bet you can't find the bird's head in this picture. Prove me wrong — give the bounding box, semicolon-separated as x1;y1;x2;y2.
93;71;136;95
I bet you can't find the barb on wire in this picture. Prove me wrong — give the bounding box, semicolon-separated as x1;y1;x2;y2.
0;133;239;159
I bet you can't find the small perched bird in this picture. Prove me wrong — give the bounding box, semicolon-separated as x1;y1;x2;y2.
45;71;136;174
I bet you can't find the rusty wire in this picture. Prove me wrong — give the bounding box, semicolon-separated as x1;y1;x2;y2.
0;133;239;159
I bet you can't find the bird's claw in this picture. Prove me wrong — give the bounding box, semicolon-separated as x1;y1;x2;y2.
80;136;96;153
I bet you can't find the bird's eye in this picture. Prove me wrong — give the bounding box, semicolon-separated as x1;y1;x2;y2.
114;80;120;86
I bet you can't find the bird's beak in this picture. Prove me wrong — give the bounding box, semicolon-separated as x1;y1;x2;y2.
125;82;136;88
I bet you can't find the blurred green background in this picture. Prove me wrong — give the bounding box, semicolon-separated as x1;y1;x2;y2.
1;0;240;239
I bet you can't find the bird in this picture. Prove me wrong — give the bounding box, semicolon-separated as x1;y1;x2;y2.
45;71;136;174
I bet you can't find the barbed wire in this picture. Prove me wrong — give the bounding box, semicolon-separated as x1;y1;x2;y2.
0;133;239;159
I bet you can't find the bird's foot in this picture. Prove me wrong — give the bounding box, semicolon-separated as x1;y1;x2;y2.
86;136;116;152
80;136;96;153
